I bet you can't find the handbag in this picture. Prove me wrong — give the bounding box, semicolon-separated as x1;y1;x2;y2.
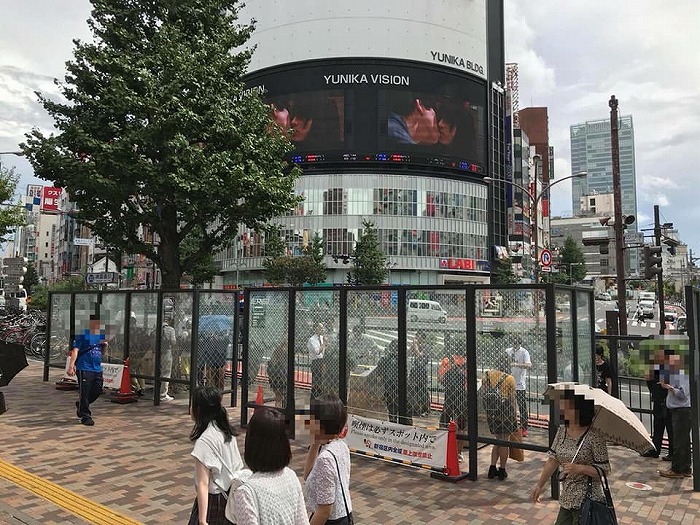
508;428;524;462
580;465;618;525
327;451;354;525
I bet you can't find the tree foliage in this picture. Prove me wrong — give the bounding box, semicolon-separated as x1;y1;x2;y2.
491;259;518;285
556;236;587;283
29;276;86;311
22;0;300;289
263;228;326;286
0;163;25;240
24;262;40;295
351;220;387;285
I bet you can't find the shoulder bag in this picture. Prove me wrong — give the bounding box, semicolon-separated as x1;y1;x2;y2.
326;450;354;525
580;464;618;525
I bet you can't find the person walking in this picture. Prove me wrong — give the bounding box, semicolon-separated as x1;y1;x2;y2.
188;386;244;525
530;388;611;524
507;336;531;437
304;395;353;525
68;314;107;426
659;351;692;478
594;344;613;395
160;316;177;401
226;407;309;525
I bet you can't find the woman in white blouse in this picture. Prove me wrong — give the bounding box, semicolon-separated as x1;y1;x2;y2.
304;395;353;525
226;407;309;525
189;387;244;525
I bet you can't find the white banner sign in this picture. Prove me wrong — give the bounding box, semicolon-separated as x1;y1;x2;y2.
74;238;94;246
344;414;448;469
64;358;124;389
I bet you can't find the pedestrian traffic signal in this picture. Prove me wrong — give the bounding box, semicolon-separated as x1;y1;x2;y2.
643;245;663;280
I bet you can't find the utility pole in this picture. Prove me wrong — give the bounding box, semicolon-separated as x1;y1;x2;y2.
609;96;628;335
654;205;666;334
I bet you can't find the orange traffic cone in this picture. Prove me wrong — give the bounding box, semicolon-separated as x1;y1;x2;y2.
254;384;264;412
111;358;138;404
431;420;469;483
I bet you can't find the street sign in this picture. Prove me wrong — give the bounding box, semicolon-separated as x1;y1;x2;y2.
85;272;119;285
540;249;553;267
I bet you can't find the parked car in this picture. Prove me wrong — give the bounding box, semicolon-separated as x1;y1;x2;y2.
675;316;687;334
664;309;678;322
596;292;612;301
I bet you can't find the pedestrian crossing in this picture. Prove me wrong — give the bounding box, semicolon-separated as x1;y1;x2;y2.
629;320;657;328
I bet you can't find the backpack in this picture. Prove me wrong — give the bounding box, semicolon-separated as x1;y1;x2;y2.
480;371;510;418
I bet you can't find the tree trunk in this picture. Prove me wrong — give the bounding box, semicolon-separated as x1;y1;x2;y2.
158;236;182;291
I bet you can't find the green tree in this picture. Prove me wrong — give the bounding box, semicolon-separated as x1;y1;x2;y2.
491;259;518;284
24;262;40;295
351;220;387;285
0;163;25;240
22;0;300;290
557;236;587;284
29;276;86;311
262;226;288;285
263;228;326;286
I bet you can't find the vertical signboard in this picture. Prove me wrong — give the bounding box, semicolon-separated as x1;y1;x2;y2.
41;187;62;213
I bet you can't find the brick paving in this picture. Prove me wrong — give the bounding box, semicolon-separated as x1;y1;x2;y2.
0;361;699;524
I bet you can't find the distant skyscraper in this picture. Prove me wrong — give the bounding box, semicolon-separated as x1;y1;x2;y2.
570;116;639;274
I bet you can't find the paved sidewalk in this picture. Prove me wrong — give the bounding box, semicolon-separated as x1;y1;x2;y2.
0;361;698;524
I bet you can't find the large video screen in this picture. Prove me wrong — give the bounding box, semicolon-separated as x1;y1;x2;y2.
245;60;487;175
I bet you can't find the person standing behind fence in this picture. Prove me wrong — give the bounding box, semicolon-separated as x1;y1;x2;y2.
68;314;107;427
594;344;613;395
506;336;531;437
304;395;353;525
226;407;309;525
188;386;243;525
408;331;430;417
481;353;519;480
267;341;288;408
160;316;177;401
376;339;405;424
659;351;692;478
307;323;327;401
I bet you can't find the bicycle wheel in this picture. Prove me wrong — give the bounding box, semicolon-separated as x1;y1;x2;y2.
30;333;47;358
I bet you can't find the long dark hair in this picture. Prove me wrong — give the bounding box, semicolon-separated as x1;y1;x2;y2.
189;386;238;442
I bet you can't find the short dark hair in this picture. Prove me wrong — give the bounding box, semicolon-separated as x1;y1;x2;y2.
310;394;347;436
89;314;100;322
563;389;596;426
245;408;291;473
595;344;605;357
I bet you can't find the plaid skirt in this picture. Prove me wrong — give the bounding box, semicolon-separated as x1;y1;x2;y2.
188;493;233;525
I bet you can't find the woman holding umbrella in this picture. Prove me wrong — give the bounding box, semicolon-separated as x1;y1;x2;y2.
530;387;611;525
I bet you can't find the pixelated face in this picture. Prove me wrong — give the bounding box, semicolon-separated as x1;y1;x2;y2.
667;353;684;370
305;415;322;437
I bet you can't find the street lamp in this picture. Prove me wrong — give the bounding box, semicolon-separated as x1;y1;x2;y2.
0;151;23;156
484;171;587;282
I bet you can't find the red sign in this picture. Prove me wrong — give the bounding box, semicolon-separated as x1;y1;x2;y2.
41;186;62;212
444;258;476;271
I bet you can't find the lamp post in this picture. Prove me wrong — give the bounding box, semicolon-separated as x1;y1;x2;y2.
484;171;587;282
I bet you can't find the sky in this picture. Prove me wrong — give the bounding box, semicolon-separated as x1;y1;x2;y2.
1;1;699;253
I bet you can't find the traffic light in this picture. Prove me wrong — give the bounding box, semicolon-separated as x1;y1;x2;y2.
643;245;663;279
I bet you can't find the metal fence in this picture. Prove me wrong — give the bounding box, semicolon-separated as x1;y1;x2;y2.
45;290;240;405
240;283;595;481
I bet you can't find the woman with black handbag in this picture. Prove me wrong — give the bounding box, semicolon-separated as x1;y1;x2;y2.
530;388;613;525
303;395;353;525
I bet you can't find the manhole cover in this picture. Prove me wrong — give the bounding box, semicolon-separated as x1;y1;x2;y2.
625;482;652;491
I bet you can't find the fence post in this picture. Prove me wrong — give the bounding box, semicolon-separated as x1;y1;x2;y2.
465;286;478;480
545;283;559;500
397;286;409;425
684;285;700;491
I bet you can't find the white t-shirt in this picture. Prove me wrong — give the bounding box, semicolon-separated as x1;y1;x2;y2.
507;346;531;391
227;467;309;525
307;334;324;360
191;422;244;494
305;440;352;520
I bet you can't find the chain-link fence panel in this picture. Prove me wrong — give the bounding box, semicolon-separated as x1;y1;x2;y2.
101;293;127;364
555;289;574;384
475;288;546;442
245;290;288;411
128;293;158;394
162;292;194;396
347;289;397;421
48;293;72;367
576;291;593;386
196;292;237;392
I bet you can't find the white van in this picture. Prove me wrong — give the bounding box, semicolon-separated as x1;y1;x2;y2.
407;299;447;323
638;300;655;320
639;292;656;303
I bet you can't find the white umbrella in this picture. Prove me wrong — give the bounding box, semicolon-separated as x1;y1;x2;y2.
544;382;655;455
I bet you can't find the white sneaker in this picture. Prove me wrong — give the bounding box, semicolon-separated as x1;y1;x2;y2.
160;394;174;401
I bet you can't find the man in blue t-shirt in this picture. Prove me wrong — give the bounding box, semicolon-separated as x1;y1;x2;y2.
68;314;108;426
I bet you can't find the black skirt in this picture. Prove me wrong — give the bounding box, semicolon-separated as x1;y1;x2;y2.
188;493;233;525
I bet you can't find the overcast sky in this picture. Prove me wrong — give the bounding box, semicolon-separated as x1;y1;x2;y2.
1;1;699;253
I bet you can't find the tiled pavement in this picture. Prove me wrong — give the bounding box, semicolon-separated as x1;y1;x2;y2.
1;361;699;524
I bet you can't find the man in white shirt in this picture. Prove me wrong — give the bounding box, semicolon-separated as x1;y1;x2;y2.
307;323;326;400
507;335;531;437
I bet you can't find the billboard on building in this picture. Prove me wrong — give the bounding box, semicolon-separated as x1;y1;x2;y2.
41;186;62;213
240;0;487;80
246;60;487;174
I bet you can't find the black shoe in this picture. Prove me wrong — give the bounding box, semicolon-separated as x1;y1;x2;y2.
498;467;508;480
642;450;660;458
81;417;94;426
662;455;672;462
487;465;498;479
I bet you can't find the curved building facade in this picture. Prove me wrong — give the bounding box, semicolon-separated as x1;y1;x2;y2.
218;0;506;286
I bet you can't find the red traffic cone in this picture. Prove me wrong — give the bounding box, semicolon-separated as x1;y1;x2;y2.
431;420;469;483
111;358;138;404
254;384;264;412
